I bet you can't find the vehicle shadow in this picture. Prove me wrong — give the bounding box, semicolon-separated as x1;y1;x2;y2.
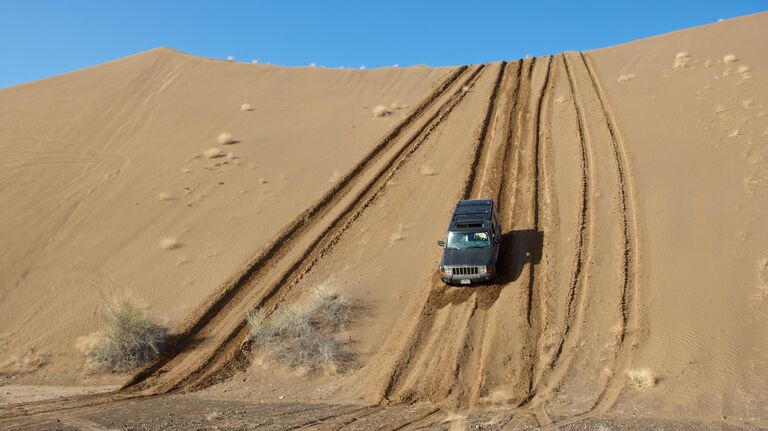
496;229;544;284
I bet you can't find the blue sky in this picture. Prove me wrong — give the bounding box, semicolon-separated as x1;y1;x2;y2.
0;1;765;88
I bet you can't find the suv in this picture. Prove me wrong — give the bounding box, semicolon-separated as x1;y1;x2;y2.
438;199;501;285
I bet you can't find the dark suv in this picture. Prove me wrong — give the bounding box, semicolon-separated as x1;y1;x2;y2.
438;199;501;285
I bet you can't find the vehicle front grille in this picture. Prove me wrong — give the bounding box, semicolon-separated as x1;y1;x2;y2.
451;266;479;276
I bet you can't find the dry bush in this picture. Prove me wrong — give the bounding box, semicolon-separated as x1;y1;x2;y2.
723;54;738;63
247;291;353;374
91;297;169;372
372;105;391;117
627;368;658;389
240;103;252;111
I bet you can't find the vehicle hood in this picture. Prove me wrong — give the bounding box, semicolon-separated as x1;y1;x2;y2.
441;246;495;267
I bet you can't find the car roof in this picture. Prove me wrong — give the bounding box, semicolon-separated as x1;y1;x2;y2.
449;199;494;231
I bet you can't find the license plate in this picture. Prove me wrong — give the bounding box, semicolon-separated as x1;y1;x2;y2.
460;279;471;285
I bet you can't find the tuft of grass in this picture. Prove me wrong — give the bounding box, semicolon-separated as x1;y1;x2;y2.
372;105;391;117
246;290;354;374
723;54;738;63
90;297;169;372
217;133;235;145
627;368;658;389
240;103;252;111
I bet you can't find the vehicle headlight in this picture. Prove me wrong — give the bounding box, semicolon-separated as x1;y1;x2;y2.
478;266;487;274
443;267;452;276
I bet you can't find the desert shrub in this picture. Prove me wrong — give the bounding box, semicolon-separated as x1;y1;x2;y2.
247;291;353;374
91;297;169;372
627;368;658;389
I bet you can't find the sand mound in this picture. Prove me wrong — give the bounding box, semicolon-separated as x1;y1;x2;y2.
617;73;636;82
203;147;226;158
159;237;179;250
371;105;391;117
217;132;235;145
673;51;692;69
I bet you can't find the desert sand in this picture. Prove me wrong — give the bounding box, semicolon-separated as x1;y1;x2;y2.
1;11;766;430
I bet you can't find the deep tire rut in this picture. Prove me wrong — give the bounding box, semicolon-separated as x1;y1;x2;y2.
372;56;555;409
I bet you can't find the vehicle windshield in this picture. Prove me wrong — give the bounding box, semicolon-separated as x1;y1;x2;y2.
446;231;491;249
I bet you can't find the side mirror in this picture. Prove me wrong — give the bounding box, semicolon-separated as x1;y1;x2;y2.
437;240;445;247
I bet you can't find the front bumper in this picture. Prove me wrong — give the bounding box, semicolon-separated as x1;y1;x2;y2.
440;270;495;285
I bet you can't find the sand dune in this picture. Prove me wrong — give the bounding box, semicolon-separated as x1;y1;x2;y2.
0;48;450;384
0;11;766;429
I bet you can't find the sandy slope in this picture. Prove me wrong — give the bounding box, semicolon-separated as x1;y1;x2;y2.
589;12;768;423
0;11;767;430
0;49;451;384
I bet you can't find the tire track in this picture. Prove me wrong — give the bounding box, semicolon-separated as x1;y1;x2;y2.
370;62;512;406
180;65;490;393
530;52;638;421
134;65;489;395
123;65;473;392
374;56;554;409
521;54;553;400
0;66;476;421
580;52;636;348
576;51;639;413
468;56;542;406
527;53;594;406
